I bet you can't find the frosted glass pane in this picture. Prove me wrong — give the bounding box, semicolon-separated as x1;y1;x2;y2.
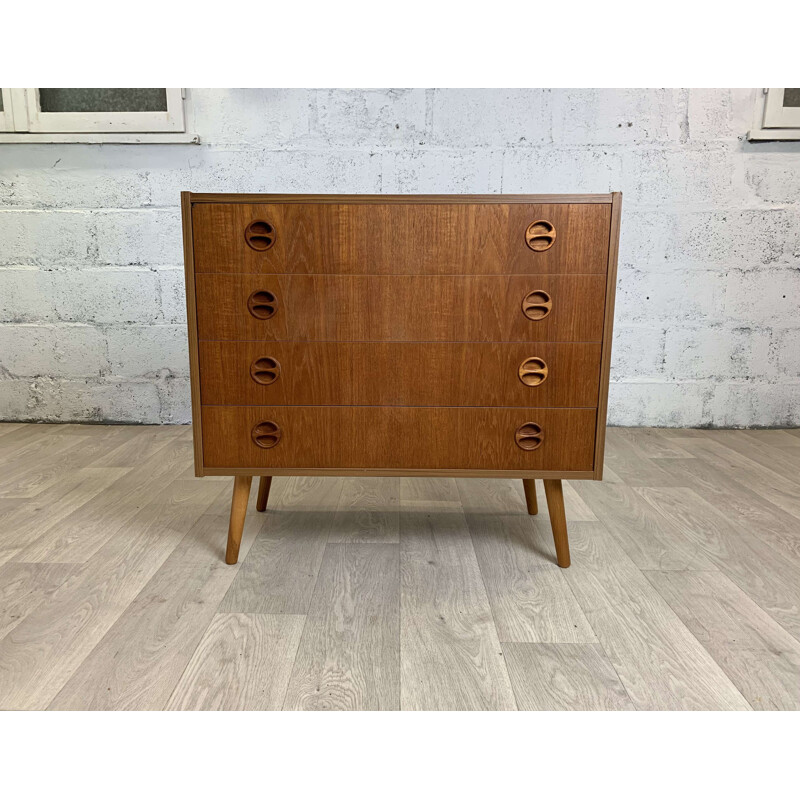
38;89;168;113
783;89;800;108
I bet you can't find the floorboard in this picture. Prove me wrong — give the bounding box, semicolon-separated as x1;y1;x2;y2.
0;423;798;711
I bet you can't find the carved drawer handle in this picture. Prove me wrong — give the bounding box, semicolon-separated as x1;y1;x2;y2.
250;356;281;385
518;357;548;387
247;290;278;320
515;422;544;451
525;219;556;252
244;219;276;251
251;420;282;449
522;290;552;321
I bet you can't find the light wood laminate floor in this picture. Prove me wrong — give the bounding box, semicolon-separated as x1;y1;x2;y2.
1;423;799;711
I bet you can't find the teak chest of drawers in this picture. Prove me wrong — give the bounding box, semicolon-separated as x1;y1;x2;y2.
181;192;621;567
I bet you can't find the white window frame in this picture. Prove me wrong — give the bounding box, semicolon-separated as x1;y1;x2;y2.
748;88;800;141
0;88;198;143
0;88;16;131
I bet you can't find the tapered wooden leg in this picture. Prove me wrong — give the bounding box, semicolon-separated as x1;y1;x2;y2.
225;475;252;565
522;479;538;515
543;479;570;568
256;476;273;512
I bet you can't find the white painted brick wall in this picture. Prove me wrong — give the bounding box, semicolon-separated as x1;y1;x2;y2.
1;88;798;426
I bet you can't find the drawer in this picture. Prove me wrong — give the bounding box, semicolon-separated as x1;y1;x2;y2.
191;202;611;276
201;406;597;472
194;274;607;342
199;342;602;407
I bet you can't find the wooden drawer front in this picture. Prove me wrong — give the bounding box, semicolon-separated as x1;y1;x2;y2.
194;275;607;342
201;406;597;471
192;202;611;275
199;342;602;408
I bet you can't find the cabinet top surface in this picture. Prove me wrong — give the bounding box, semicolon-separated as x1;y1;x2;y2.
185;192;617;205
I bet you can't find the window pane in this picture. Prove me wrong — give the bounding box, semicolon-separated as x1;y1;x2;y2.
38;88;168;113
0;93;3;111
783;88;800;108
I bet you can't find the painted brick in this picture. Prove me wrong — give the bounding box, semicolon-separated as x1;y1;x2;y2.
663;326;772;380
744;152;800;205
52;269;161;324
23;377;162;423
552;89;684;145
615;267;727;325
431;89;549;147
687;88;737;141
621;145;740;206
0;88;797;427
382;149;502;193
155;375;192;424
502;147;622;194
609;326;665;380
774;328;800;377
2;168;149;208
317;89;427;148
708;382;800;428
106;325;189;377
668;210;798;269
157;268;187;325
191;88;315;148
0;324;108;378
0;269;58;322
724;268;800;327
607;382;711;427
0;210;95;267
94;209;183;266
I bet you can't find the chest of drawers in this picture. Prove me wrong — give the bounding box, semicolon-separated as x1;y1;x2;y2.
182;192;621;566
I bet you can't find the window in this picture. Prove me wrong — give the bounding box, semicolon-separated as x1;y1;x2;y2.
0;88;197;143
748;88;800;141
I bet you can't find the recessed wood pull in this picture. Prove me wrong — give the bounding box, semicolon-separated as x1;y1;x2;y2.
522;290;552;321
251;420;282;449
247;290;278;320
250;356;281;385
525;219;556;252
244;219;276;251
518;357;548;386
515;422;544;451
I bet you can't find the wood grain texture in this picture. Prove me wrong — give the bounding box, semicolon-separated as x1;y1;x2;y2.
201;406;597;472
182;191;204;474
15;437;193;564
503;643;634;710
194;274;607;343
2;424;800;711
49;559;237;710
192;201;611;275
399;493;516;710
0;467;130;566
0;562;80;640
219;476;344;614
592;191;622;479
189;193;614;204
635;486;800;639
572;482;717;571
654;457;800;569
166;614;305;711
283;544;400;710
457;478;595;643
225;475;252;564
328;476;400;543
543;479;570;568
0;479;225;710
645;570;800;711
562;522;750;710
198;341;602;408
